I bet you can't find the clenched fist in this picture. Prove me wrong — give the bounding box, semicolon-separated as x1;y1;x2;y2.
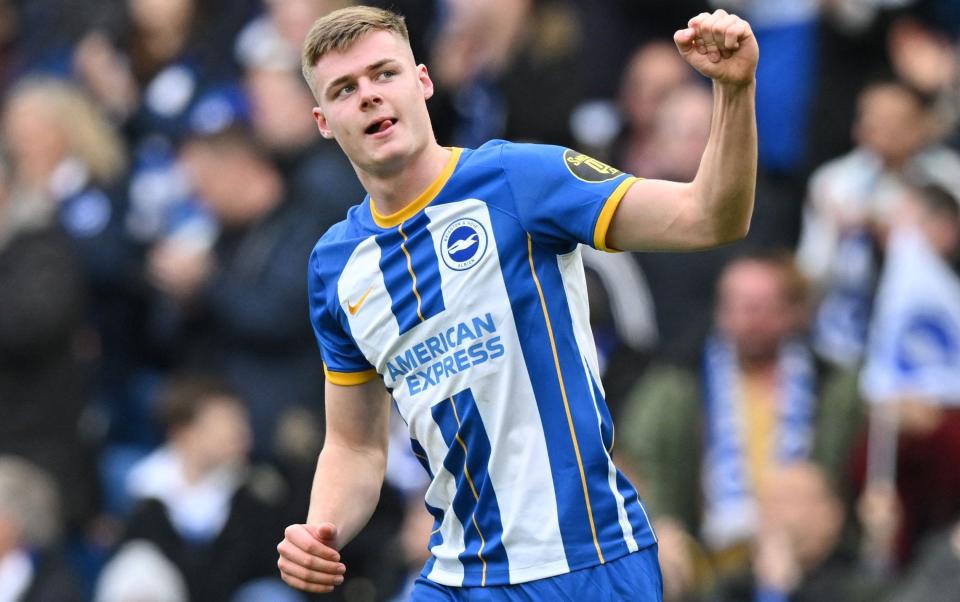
674;10;758;87
277;523;347;594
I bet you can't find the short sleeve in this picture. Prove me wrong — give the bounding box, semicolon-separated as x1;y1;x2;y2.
500;142;639;253
308;251;377;386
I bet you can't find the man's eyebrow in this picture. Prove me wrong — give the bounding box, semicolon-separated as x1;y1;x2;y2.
324;58;400;96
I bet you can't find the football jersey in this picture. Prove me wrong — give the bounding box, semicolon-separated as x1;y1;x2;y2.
308;140;657;587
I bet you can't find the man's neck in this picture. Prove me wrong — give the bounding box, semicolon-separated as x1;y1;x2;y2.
360;143;452;215
738;355;778;379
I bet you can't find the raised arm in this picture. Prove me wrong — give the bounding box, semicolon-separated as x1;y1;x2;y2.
607;10;758;252
277;378;391;594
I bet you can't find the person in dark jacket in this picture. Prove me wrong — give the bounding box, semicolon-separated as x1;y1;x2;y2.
0;155;99;529
120;374;300;601
146;125;328;454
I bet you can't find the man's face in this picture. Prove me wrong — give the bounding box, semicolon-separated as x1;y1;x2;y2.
620;42;689;131
716;261;799;363
176;396;252;472
3;93;69;174
854;86;928;166
179;141;273;227
247;68;316;151
310;30;435;176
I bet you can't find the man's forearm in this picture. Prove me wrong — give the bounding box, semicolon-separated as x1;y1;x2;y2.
306;440;387;549
693;80;758;243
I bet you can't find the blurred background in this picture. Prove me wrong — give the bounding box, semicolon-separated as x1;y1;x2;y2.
1;0;960;600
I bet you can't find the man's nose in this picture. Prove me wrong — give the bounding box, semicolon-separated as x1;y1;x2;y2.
358;80;383;110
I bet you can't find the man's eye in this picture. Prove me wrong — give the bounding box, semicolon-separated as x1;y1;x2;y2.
337;85;355;98
377;70;396;80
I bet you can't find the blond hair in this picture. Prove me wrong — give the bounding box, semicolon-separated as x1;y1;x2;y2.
301;5;409;100
5;77;127;184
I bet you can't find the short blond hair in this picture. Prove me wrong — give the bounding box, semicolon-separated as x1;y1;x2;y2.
301;6;410;101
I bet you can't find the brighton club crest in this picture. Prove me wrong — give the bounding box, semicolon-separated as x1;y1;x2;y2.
441;217;488;271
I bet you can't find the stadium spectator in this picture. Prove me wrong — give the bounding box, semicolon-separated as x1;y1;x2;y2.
709;462;883;602
120;374;294;601
146;125;326;454
619;252;865;598
854;182;960;568
0;149;100;529
612;40;694;177
798;79;960;367
0;456;83;602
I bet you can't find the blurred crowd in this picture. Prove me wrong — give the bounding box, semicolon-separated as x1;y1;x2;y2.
1;0;960;600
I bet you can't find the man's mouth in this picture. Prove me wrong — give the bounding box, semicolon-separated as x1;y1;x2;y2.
365;118;397;135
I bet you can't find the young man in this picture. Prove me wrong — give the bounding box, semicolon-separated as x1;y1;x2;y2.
278;6;758;599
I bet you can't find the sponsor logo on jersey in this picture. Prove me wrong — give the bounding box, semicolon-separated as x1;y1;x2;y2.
563;149;623;183
386;313;505;396
441;218;488;271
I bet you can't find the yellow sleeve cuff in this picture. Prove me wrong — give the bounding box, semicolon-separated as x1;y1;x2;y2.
593;176;639;252
323;364;378;386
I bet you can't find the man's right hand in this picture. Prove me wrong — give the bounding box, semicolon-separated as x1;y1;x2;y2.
277;523;347;594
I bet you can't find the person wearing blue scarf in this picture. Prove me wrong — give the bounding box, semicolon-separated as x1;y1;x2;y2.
619;251;866;599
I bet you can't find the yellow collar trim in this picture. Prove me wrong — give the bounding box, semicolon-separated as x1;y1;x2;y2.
370;147;463;228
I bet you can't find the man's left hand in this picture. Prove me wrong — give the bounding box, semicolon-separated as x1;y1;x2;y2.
674;10;758;87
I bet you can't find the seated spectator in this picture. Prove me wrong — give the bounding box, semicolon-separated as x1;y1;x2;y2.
797;79;960;367
619;251;865;599
1;76;157;451
235;0;351;78
120;374;295;601
0;456;83;602
73;0;247;138
146;124;327;454
612;40;694;176
710;462;883;602
855;181;960;568
643;84;714;183
1;77;132;287
0;154;99;530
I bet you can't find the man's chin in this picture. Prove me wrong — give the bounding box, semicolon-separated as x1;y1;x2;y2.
736;346;780;366
357;143;412;176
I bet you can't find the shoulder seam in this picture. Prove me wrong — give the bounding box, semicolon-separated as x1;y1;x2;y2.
308;247;333;318
496;142;522;222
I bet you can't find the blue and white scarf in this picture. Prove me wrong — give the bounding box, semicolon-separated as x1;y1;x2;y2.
701;335;816;550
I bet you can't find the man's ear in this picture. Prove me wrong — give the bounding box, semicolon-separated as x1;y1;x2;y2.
313;107;334;139
418;64;435;101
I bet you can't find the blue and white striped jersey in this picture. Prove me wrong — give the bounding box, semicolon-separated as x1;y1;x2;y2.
308;140;656;587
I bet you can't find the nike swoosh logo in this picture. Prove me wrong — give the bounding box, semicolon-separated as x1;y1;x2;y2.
347;286;373;315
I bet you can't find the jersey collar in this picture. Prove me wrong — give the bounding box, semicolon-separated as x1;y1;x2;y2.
370;147;462;228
